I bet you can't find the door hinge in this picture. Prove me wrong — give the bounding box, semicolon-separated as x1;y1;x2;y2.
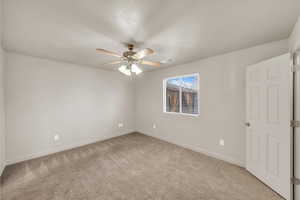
292;64;300;72
290;120;300;127
291;177;300;185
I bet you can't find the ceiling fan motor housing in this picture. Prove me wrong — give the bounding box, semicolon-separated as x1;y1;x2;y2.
123;50;139;63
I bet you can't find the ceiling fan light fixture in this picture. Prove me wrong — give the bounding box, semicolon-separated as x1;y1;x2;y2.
131;64;142;75
118;65;131;76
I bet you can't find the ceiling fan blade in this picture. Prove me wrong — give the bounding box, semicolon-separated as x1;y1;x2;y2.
104;60;122;65
134;48;154;59
141;60;161;67
96;48;122;58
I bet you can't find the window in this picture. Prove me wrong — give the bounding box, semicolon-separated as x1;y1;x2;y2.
163;73;199;116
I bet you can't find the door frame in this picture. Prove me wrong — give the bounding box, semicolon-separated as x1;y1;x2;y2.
291;50;300;200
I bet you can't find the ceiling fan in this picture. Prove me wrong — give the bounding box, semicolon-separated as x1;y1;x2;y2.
96;44;161;76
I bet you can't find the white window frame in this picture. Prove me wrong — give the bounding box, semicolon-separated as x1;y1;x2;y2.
163;73;200;117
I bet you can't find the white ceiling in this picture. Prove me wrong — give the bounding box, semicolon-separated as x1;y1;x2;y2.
3;0;300;71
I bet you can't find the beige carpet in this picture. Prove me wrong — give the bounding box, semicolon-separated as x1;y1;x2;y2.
0;133;284;200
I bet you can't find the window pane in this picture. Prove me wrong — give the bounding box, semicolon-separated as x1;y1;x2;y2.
166;78;180;112
181;76;198;114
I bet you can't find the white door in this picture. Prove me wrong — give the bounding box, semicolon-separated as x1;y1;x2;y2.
246;54;292;200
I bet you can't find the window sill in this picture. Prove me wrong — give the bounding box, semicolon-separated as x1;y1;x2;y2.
163;111;200;117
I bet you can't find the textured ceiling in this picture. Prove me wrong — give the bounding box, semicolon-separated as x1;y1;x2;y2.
3;0;300;71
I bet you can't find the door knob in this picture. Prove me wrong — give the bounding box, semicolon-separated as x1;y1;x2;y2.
245;122;250;127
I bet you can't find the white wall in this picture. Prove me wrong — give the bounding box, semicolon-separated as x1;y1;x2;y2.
5;52;135;164
0;0;6;176
289;17;300;52
135;39;288;166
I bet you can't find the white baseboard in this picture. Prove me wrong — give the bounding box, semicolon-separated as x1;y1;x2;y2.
5;130;245;168
6;130;135;165
140;132;245;168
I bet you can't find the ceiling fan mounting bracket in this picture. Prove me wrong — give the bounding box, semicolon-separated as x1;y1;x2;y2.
127;44;134;51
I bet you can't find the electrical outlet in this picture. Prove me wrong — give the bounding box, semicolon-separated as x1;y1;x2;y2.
153;124;156;129
219;139;225;146
118;123;124;128
54;134;60;141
